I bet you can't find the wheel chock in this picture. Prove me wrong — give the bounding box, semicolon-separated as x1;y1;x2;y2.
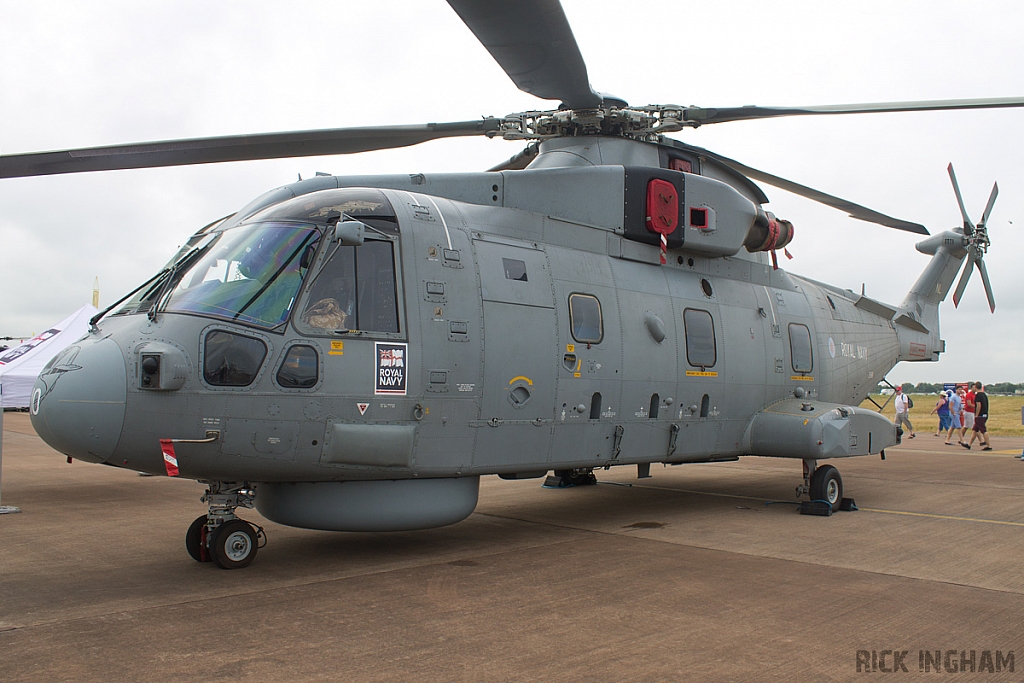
798;500;833;516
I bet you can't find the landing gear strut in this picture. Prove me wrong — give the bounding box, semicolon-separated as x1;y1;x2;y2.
184;481;265;569
796;459;844;512
545;468;598;488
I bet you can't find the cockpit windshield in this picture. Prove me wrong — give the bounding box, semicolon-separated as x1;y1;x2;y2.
162;222;320;329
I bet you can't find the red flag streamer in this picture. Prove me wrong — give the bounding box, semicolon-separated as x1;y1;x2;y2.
764;217;781;270
159;439;180;477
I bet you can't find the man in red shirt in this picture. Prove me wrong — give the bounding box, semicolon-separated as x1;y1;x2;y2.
963;382;992;451
962;384;976;439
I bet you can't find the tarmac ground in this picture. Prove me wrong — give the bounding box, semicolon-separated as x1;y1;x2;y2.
2;410;1023;682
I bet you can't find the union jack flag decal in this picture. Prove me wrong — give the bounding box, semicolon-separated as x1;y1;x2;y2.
375;342;408;395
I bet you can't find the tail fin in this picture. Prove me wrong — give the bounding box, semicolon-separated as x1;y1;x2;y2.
894;164;1000;363
893;231;967;362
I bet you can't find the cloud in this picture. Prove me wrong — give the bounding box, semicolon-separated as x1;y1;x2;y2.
1;0;1022;381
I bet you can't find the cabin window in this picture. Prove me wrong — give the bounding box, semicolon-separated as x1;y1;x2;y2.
569;293;603;344
789;323;813;373
683;308;717;368
277;345;319;388
298;239;400;334
502;258;528;281
203;330;267;387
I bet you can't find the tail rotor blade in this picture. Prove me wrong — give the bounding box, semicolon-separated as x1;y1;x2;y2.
951;256;974;308
947;163;975;234
980;182;999;226
976;258;996;313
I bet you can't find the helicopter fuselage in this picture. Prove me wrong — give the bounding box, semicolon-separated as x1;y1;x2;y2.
31;140;907;532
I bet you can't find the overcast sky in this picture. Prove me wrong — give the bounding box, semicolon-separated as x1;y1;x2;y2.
1;0;1022;384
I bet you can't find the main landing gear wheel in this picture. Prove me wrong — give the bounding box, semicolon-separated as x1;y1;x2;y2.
809;464;843;511
185;515;212;563
209;519;259;569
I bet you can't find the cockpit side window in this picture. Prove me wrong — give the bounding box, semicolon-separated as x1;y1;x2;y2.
298;239;400;335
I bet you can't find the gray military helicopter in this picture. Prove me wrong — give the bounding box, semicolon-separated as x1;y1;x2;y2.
2;0;1019;569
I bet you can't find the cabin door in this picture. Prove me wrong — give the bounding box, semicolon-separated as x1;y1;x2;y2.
473;238;556;468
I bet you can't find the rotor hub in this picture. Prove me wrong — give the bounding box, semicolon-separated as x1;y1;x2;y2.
499;105;690;142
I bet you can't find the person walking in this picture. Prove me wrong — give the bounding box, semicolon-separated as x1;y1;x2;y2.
963;382;992;451
962;383;976;438
944;389;963;445
954;386;969;445
930;391;949;436
894;386;915;439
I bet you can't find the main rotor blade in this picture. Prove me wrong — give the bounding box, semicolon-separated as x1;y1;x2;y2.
952;256;975;308
976;257;996;313
980;182;999;225
0;120;502;179
683;96;1024;126
947;163;975;235
446;0;615;109
698;148;928;234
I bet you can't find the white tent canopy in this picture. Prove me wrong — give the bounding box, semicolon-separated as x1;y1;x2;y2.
0;304;98;409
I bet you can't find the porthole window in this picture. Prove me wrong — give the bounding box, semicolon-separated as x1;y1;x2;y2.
789;323;813;373
203;330;267;387
277;345;319;388
569;293;603;344
683;308;717;368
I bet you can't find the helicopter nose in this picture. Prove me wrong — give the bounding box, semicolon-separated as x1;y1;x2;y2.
29;337;127;464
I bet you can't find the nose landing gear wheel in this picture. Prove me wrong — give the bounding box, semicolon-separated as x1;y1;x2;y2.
809;464;843;511
185;515;212;562
209;519;259;569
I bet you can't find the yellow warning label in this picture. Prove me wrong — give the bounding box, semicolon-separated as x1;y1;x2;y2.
566;344;575;353
790;375;814;381
685;371;719;377
329;340;344;356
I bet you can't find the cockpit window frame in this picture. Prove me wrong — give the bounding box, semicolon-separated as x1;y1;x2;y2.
293;232;407;342
148;221;323;332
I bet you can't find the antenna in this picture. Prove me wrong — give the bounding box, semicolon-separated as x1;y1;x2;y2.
92;277;100;308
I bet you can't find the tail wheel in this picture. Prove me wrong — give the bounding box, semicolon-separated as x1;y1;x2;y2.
809;465;843;511
185;515;212;563
209;519;258;569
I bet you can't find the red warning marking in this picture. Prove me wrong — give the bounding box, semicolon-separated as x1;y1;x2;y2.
159;439;179;477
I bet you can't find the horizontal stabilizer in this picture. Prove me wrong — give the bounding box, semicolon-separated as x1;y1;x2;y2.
853;295;898;320
893;314;929;334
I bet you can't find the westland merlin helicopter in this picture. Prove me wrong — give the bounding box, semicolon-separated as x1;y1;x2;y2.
2;1;1019;569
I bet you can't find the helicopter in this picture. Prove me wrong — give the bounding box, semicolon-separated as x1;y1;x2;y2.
2;0;1021;569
